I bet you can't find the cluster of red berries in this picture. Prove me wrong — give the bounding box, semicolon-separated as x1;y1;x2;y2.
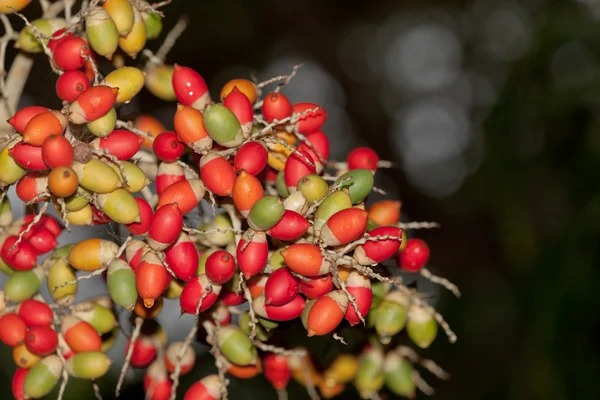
0;1;456;399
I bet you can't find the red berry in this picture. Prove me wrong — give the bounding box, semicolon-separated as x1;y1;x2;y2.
24;325;59;356
347;147;380;171
55;70;90;102
205;250;236;285
153;131;185;162
42;134;74;168
262;92;293;123
398;238;430;272
52;36;90;71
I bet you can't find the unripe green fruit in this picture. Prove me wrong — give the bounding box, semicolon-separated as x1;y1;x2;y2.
96;188;140;224
0;197;12;227
238;312;271;342
217;325;258;366
86;7;119;58
16;18;65;53
110;161;150;193
335;169;374;204
374;291;410;344
145;65;176;101
275;170;289;198
297;174;328;204
4;267;43;302
406;305;438;349
72;159;123;194
248;195;285;231
63;187;91;212
257;316;279;331
142;10;163;39
87;108;117;138
203;104;244;148
197;248;218;275
269;247;286;271
107;259;137;310
71;302;117;335
383;352;415;397
197;213;235;247
24;355;62;398
102;66;145;103
354;346;385;398
65;351;111;379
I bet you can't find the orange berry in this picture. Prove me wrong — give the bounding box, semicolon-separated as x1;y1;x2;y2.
48;166;79;197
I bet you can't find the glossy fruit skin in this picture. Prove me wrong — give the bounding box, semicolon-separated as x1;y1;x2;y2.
253;293;305;321
24;326;58;356
107;259;137;310
103;0;134;36
205;250;236;284
217;325;257;366
9;143;47;171
267;210;309;241
8;106;48;133
202;104;244;148
52;36;90;70
69;86;119;124
236;231;268;278
136;252;171;308
233;171;264;217
55;70;90;102
102;66;145;103
224;87;253;137
344;272;372;325
62;316;102;353
0;313;27;347
234;141;268;175
125;197;153;236
148;203;183;250
398;238;430;272
220;78;257;103
262;92;293;123
48;166;78;197
17;299;53;327
284;150;316;191
347;147;379;171
180;274;221;314
94;129;144;160
156;162;185;195
173;105;212;153
298;130;330;172
264;267;299;306
184;375;222;400
1;235;37;271
299;273;333;299
164;232;198;281
65;351;111;379
15;173;46;203
42;135;74;169
282;243;330;277
292;102;327;134
23;110;67;146
157;179;205;215
263;353;292;390
199;153;236;196
306;290;348;336
335;169;374;204
153;131;185;162
354;226;402;265
320;208;369;247
172;65;210;110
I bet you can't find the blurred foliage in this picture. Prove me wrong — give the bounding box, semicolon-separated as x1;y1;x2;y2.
1;0;599;399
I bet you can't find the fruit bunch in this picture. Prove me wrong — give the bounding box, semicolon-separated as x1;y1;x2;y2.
0;1;459;399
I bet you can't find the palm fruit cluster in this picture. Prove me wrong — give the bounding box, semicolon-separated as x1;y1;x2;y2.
0;0;459;399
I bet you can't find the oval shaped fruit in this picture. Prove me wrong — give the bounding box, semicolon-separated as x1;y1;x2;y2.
23;355;62;399
0;313;27;347
65;351;111;379
42;134;74;168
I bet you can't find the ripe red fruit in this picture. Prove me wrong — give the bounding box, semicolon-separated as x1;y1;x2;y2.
172;65;210;110
236;231;268;278
153;131;185;162
0;313;27;347
12;368;28;400
27;226;58;255
42;134;74;168
234;141;268;175
347;147;380;171
128;338;158;368
52;36;90;70
354;226;402;265
267;210;310;241
253;293;305;321
164;233;199;281
47;29;72;52
156;162;185;195
292;102;327;134
55;70;90;102
24;325;59;356
283;150;316;191
262;92;293;123
9;143;47;171
180;274;221;314
199;153;236;196
94;129;144;160
8;106;48;133
398;238;430;272
17;299;54;327
125;198;153;236
205;250;236;284
299;273;334;299
1;235;37;271
263;354;292;390
264;268;299;306
148;203;183;250
297;130;330;172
